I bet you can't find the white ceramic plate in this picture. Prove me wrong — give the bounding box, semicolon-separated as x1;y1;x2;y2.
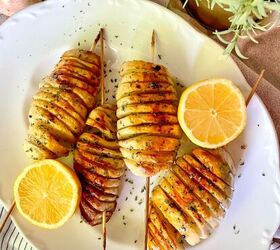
0;0;279;249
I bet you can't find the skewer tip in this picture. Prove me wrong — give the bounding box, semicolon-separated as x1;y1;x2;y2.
245;69;265;106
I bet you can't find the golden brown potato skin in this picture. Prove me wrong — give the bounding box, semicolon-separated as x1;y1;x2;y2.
148;148;234;248
74;104;125;226
116;60;182;176
24;49;100;160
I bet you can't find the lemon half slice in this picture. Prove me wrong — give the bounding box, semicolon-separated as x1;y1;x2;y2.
178;78;246;148
14;159;81;229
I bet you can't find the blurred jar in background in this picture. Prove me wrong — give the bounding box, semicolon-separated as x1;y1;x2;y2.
0;0;41;16
183;0;232;30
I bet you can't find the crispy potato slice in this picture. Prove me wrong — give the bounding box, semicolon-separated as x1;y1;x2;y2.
161;175;213;238
83;182;117;202
120;60;167;76
117;124;182;140
167;171;218;229
54;68;98;87
87;108;116;136
77;141;122;159
117;92;177;107
117;114;178;130
59;57;100;72
116;82;175;100
29;125;69;156
42;75;97;95
33;90;84;126
39;78;95;110
56;60;100;80
82;191;116;212
148;231;161;250
124;159;170;177
74;150;123;178
149;203;183;250
120;72;172;85
151;186;201;246
62;49;100;66
183;154;233;198
192;148;233;186
117;103;177;119
76;147;124;169
79;133;119;150
148;221;171;250
75;165;120;188
32;99;84;136
172;165;225;219
29;105;76;143
120;148;175;163
118;135;180;151
38;86;87;119
176;157;230;208
23;138;56;160
80;198;113;226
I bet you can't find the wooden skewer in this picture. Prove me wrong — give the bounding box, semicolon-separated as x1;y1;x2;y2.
144;30;156;250
0;30;104;235
0;201;15;234
90;30;102;52
98;27;107;250
245;69;265;106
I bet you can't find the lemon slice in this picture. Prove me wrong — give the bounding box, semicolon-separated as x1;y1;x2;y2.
14;159;81;229
178;78;246;148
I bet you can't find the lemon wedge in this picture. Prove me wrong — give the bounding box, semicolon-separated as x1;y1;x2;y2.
14;159;81;229
178;78;246;148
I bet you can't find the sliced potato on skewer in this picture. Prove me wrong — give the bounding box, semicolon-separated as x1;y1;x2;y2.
74;150;124;178
120;60;168;76
28;125;69;157
117;124;182;140
160;177;212;239
120;148;175;163
117;103;177;118
117;92;177;107
116;81;176;100
149;204;183;250
117;113;178;130
124;159;169;177
32;99;84;136
38;86;88;119
79;133;119;150
176;157;230;208
172;164;225;219
183;154;233;197
75;166;121;188
23;138;56;160
119;72;172;85
118;135;180;151
151;187;201;246
62;49;100;66
192;148;233;186
28;105;76;143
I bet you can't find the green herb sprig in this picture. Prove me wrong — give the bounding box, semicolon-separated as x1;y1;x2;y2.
197;0;280;58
